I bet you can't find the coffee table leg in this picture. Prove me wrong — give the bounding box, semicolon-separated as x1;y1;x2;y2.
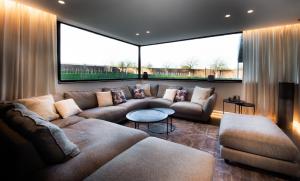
134;122;137;129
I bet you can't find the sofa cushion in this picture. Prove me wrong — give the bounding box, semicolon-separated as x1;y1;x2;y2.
150;84;159;97
191;86;212;105
111;90;127;105
118;99;149;112
85;137;215;181
35;119;148;181
133;88;145;99
163;88;177;102
171;101;203;117
96;91;113;107
78;106;127;123
103;86;133;99
148;98;173;108
18;95;59;121
5;103;80;164
175;89;188;102
136;83;151;96
54;99;82;118
64;91;98;110
219;113;300;162
157;84;181;98
51;116;85;128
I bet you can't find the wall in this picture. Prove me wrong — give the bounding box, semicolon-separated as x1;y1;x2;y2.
56;80;242;112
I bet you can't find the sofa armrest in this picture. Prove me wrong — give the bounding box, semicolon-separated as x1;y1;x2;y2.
202;93;217;116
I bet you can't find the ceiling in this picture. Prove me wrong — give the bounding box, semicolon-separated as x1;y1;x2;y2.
21;0;300;45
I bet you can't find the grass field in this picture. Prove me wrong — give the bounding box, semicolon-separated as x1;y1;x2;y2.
61;71;138;80
61;71;239;80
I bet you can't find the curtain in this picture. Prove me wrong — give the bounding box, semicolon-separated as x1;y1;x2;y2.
0;0;57;101
242;24;300;122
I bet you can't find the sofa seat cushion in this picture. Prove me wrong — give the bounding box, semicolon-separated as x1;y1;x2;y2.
51;116;85;128
78;106;127;123
35;119;148;181
148;98;173;108
219;113;300;162
170;101;203;116
85;137;215;181
118;99;149;112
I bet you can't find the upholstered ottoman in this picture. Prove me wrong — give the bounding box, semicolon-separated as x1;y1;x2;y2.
85;137;215;181
219;113;300;177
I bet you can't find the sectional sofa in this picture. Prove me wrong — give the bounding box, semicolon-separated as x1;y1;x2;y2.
0;84;217;181
61;84;217;123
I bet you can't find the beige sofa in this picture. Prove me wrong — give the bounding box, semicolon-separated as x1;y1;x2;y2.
219;113;300;177
62;84;217;123
0;84;216;181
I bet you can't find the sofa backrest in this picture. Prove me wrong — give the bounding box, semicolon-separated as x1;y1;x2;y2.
0;118;45;179
64;90;101;110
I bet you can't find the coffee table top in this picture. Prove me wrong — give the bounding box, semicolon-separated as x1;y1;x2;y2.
151;108;175;115
126;109;168;123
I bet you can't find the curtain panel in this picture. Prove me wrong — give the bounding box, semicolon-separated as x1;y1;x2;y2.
242;24;300;122
0;0;57;101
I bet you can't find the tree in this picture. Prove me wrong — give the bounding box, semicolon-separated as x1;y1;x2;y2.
210;59;227;78
118;61;126;73
146;63;153;69
181;58;198;76
163;62;171;74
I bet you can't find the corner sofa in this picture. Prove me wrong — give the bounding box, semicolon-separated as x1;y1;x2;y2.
62;84;217;123
0;84;216;181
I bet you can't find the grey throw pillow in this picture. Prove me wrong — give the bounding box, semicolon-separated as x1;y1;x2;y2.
5;103;80;164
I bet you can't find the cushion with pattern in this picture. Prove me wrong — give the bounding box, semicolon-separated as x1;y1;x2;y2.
133;88;145;99
175;89;188;102
111;90;127;105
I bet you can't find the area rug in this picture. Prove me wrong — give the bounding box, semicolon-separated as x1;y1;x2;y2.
125;118;292;181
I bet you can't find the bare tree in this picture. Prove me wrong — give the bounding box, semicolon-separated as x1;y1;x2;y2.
118;61;126;73
210;59;227;78
181;58;198;76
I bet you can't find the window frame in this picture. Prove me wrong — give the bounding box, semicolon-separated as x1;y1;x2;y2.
57;21;242;83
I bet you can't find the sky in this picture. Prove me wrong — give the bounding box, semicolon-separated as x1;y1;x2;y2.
61;24;241;69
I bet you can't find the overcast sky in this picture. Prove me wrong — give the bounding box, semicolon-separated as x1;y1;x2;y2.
61;24;241;69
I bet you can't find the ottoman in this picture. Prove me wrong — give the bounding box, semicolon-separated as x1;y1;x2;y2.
219;113;300;177
85;137;215;181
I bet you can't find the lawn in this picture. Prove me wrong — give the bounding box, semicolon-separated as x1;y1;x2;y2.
61;71;138;80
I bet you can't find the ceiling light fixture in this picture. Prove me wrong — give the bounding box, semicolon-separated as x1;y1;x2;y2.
58;0;65;5
146;30;150;34
225;14;231;18
135;33;140;36
247;9;254;14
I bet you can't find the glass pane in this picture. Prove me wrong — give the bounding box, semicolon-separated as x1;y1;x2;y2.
60;23;139;81
141;33;242;80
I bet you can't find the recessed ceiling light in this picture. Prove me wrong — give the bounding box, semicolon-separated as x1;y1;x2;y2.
58;0;65;4
225;14;231;18
135;33;140;36
146;30;150;34
247;9;254;14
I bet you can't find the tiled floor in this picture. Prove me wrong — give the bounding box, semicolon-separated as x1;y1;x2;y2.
125;119;295;181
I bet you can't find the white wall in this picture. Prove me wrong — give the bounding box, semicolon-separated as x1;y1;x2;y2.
56;80;242;112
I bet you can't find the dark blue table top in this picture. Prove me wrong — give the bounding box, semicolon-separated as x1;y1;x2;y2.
126;109;168;123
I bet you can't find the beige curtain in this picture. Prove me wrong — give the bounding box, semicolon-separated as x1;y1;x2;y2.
242;24;300;122
0;0;57;101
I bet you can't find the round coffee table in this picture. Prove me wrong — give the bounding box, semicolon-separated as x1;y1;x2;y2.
126;109;168;128
149;108;175;134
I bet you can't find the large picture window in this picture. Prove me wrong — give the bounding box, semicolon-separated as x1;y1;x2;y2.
59;23;139;81
141;33;243;80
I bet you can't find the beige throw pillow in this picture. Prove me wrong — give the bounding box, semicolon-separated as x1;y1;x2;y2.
163;89;178;102
191;86;212;105
54;99;82;119
96;91;113;107
136;84;151;97
18;95;59;121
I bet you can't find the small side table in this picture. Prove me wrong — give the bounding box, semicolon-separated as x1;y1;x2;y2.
223;99;255;115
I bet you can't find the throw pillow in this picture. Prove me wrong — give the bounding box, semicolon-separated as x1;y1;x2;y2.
111;90;127;105
191;86;212;105
54;99;82;118
5;103;80;164
18;95;59;121
133;88;145;99
96;91;114;107
175;89;188;102
163;89;178;102
136;84;151;97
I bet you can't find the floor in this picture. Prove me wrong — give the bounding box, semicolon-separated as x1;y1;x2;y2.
124;118;296;181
